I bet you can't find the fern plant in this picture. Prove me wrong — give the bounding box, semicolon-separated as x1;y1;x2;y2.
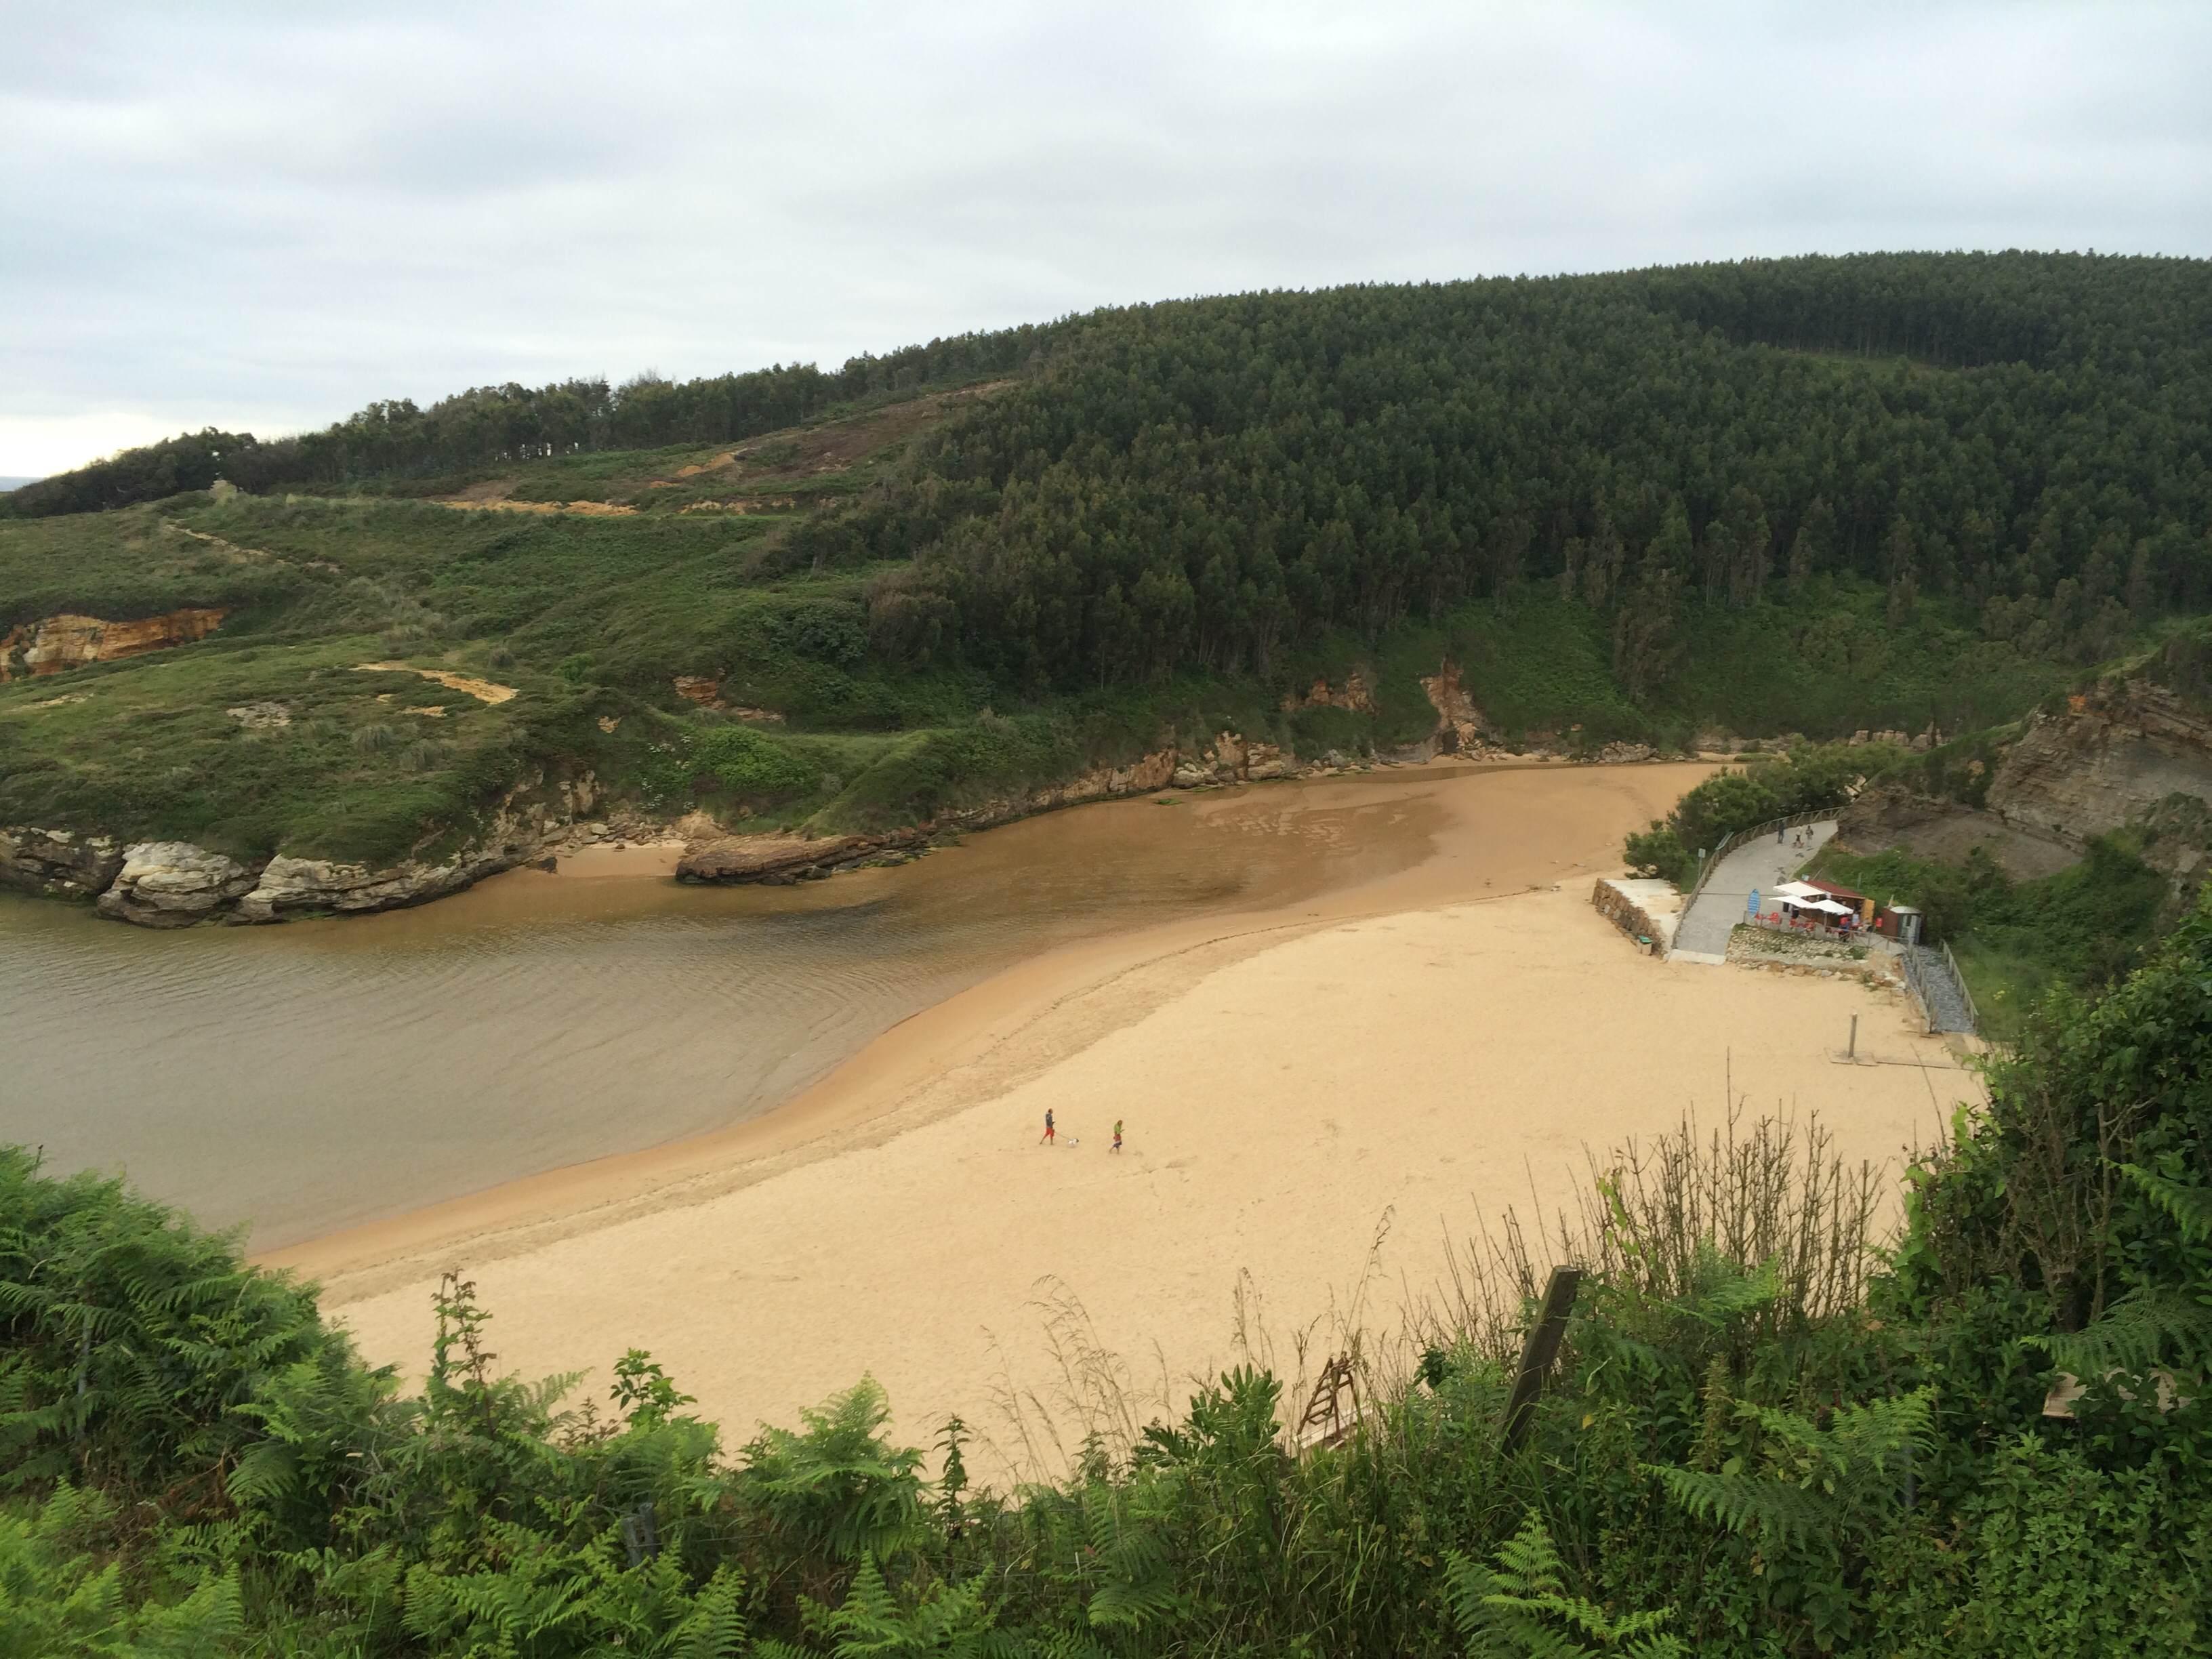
1648;1389;1933;1546
2027;1164;2212;1391
741;1379;925;1565
811;1554;1017;1658
1442;1513;1685;1657
1076;1474;1185;1635
0;1483;245;1658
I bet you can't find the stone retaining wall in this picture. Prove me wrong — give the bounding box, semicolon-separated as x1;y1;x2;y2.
1593;876;1679;954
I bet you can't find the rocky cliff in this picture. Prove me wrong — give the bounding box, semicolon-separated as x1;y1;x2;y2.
1832;783;2081;880
1836;676;2212;890
0;608;226;680
1986;679;2212;847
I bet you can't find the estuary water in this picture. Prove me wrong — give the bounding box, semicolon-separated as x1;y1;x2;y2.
4;774;1458;1248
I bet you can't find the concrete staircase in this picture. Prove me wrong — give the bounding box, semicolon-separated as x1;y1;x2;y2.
1906;945;1976;1033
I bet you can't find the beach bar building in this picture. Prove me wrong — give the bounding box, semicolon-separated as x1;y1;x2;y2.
1760;879;1873;939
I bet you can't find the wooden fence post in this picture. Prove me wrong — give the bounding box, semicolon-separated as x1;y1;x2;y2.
1501;1267;1583;1454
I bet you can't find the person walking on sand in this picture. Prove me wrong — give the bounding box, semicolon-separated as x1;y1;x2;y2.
1112;1119;1124;1154
1040;1108;1055;1146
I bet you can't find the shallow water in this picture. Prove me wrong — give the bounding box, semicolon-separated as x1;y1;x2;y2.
3;777;1446;1248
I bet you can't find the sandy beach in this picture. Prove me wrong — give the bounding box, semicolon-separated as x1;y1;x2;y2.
272;762;1969;1475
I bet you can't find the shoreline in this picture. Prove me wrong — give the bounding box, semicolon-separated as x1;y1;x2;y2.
260;759;1718;1295
1;729;1715;928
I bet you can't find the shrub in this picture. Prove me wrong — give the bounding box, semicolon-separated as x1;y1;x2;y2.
690;723;817;800
1624;821;1693;885
401;739;448;774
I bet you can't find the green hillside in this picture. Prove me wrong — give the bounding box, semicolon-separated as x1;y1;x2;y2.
5;253;2209;871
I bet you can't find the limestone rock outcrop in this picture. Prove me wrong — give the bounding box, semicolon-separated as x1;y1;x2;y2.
5;769;615;926
1833;676;2212;893
676;833;881;886
95;842;260;927
0;827;125;897
229;849;522;923
676;745;1193;886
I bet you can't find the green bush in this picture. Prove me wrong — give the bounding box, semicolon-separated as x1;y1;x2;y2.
1624;744;1875;886
689;722;818;801
1624;821;1694;886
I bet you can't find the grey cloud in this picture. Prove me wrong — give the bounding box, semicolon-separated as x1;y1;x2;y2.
3;1;2209;474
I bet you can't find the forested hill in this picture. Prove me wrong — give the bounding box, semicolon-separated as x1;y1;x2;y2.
5;253;2211;878
21;252;2209;690
840;252;2212;694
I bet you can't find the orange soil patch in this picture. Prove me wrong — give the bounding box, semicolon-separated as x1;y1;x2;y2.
354;663;518;705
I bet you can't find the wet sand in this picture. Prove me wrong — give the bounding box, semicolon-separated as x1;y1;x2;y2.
279;762;1970;1471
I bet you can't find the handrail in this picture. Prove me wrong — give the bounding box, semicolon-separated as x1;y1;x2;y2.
1680;828;1742;907
1679;806;1837;907
1942;939;1980;1034
1899;947;1936;1034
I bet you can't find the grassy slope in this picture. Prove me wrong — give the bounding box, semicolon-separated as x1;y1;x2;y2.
0;377;2110;871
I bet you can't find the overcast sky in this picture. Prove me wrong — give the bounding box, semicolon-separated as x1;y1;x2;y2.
3;1;2205;477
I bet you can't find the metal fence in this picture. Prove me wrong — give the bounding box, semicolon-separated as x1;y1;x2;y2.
1898;941;1982;1038
1899;946;1937;1034
1678;806;1839;910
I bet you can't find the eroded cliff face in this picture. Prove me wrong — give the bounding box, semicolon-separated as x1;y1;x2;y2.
1833;782;2081;880
1987;681;2212;847
1836;677;2212;891
0;609;226;680
1281;673;1376;714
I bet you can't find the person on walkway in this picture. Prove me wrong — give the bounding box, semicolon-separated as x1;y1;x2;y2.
1040;1108;1055;1146
1112;1119;1124;1153
1778;825;1786;844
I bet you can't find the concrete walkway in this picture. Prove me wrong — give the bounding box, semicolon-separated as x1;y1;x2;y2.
1671;820;1837;962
